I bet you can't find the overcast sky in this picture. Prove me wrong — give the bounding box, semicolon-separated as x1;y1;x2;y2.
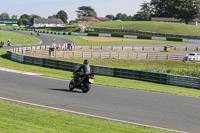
0;0;151;21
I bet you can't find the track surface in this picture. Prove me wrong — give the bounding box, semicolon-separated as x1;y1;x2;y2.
1;30;200;132
0;70;200;133
2;29;200;49
1;29;72;49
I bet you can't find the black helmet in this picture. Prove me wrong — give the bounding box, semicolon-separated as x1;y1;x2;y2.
83;59;89;64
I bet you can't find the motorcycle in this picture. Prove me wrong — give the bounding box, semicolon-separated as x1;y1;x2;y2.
69;72;94;93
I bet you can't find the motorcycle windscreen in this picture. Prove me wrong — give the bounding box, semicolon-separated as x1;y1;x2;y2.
89;79;94;83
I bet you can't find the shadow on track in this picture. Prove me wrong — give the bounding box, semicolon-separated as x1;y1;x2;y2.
48;88;82;93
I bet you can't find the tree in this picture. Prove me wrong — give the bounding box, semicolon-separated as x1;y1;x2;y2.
48;15;57;19
115;13;123;20
19;14;32;26
126;15;133;21
115;13;132;21
56;10;68;24
76;6;97;18
169;0;200;24
133;2;151;21
30;14;41;23
121;13;128;21
150;0;173;17
11;15;18;19
105;15;115;20
18;14;41;26
0;12;10;19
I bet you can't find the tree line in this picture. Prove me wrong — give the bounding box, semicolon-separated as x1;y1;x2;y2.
0;0;200;25
111;0;200;23
0;10;68;26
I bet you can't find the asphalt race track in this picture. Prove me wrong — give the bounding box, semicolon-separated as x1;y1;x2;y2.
0;70;200;133
1;30;200;132
1;29;72;49
2;29;200;49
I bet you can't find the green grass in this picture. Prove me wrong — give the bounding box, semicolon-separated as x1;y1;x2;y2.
0;99;172;133
1;50;200;97
55;58;200;77
89;21;200;36
25;30;185;45
0;49;175;132
0;30;40;45
60;35;183;45
33;21;200;39
0;25;19;28
55;58;197;70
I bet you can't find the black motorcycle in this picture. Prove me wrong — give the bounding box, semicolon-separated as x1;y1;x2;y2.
69;72;94;93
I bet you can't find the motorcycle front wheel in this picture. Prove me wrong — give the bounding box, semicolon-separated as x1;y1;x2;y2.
69;81;75;91
82;83;91;93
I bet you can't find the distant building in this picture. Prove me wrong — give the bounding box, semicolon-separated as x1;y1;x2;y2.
151;17;200;26
74;17;110;23
0;20;18;26
33;18;65;27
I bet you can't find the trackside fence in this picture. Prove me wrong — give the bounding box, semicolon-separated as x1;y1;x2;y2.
7;51;200;89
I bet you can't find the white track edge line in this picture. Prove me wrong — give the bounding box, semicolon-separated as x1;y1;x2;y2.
0;96;187;133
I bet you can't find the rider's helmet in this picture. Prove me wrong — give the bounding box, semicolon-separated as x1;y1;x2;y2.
83;59;89;65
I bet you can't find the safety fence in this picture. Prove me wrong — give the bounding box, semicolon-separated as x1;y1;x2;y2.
12;45;200;53
54;51;185;60
71;45;200;51
12;45;186;60
14;28;200;43
87;28;200;40
7;51;200;89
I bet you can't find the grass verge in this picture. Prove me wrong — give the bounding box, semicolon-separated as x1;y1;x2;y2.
38;21;200;37
0;99;173;133
89;21;200;36
22;30;187;45
1;50;200;97
0;30;40;45
55;57;200;78
60;35;184;46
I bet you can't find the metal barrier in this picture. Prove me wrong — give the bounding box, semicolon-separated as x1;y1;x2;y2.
89;28;200;40
168;75;200;88
7;51;200;89
7;51;24;63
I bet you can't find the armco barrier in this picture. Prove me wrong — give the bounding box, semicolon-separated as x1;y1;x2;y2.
7;51;24;63
7;51;200;89
168;75;200;88
88;28;200;40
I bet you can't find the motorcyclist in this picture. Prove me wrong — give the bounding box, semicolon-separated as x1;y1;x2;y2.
7;39;11;46
0;41;4;48
75;59;91;84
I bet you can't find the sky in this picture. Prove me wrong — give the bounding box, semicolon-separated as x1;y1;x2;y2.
0;0;151;21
